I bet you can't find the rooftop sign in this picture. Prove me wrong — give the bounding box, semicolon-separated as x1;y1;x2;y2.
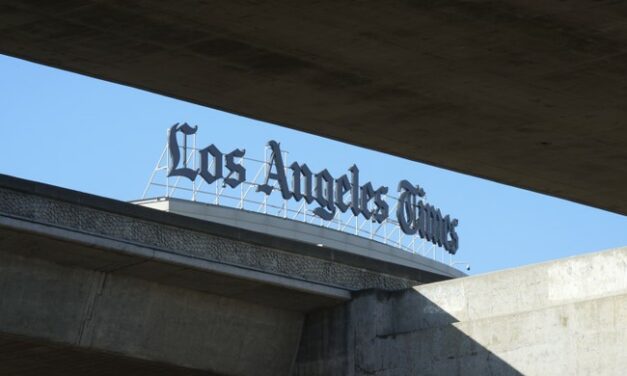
166;123;459;254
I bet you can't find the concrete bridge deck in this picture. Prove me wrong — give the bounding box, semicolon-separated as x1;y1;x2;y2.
1;1;626;214
1;174;625;375
0;174;456;375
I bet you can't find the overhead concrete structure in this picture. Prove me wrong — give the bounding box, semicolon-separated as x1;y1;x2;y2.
0;174;456;375
2;174;625;375
1;1;625;214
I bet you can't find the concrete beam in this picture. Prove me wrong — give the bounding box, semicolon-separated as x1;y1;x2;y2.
0;216;351;309
0;250;303;375
1;1;626;213
0;174;455;288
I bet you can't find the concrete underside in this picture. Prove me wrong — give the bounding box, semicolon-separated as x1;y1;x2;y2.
0;333;215;376
1;1;626;214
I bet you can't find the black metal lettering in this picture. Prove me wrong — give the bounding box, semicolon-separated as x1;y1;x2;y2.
447;218;459;254
349;165;360;216
417;200;426;238
257;140;291;199
360;182;376;220
373;186;389;223
432;208;444;247
290;162;314;204
223;148;246;188
199;144;223;184
168;123;198;181
335;174;351;213
397;180;417;234
314;169;335;220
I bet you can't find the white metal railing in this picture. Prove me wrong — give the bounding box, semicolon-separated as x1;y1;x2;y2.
142;131;456;266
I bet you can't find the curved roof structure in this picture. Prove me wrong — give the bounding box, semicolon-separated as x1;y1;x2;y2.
134;197;465;279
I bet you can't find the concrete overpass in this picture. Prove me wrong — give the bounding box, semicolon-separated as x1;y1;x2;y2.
2;174;626;375
0;174;457;375
1;1;626;214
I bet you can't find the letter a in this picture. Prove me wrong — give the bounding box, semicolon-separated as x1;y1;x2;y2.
257;140;292;199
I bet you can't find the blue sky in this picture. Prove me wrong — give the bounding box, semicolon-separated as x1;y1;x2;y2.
1;54;625;275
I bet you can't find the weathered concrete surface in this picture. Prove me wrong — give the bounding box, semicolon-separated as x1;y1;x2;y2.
0;251;303;375
0;174;454;303
0;174;311;375
1;1;626;214
3;175;625;375
0;174;457;374
294;246;627;375
0;333;217;376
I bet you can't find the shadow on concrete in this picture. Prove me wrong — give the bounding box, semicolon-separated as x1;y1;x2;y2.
0;332;221;376
293;288;523;376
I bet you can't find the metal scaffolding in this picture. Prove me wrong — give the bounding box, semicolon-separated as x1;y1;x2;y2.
143;130;456;266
